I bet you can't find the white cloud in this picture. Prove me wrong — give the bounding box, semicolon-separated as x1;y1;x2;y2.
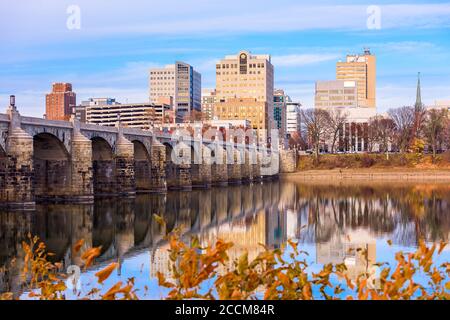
1;2;450;44
368;41;439;54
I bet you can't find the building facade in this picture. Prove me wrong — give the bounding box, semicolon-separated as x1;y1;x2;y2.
149;61;201;123
85;100;171;130
336;49;376;108
45;83;76;121
201;88;216;121
213;98;269;140
315;80;358;109
285;100;301;137
215;50;275;133
273;89;287;137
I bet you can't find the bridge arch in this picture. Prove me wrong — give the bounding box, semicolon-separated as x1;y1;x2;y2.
91;137;116;195
33;133;71;200
133;140;151;191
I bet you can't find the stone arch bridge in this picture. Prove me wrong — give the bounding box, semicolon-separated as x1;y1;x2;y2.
0;105;295;209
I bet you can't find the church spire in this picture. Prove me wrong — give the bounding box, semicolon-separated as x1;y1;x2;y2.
414;72;423;112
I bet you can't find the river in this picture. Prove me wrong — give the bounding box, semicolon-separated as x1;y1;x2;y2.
1;179;449;299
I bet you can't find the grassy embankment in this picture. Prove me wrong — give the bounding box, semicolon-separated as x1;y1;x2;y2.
297;152;450;171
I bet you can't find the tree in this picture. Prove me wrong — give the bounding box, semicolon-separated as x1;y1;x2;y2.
388;106;415;153
183;110;204;123
368;115;395;159
423;109;448;160
301;108;330;163
367;116;380;153
326;109;348;154
444;117;450;151
288;131;307;150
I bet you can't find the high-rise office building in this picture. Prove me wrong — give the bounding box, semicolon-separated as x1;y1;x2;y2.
45;83;76;121
273;89;287;137
149;61;201;123
215;50;275;135
336;49;376;108
201;88;216;121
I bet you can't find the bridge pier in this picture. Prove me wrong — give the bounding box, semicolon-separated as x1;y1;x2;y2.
0;107;34;209
252;150;262;181
70;120;94;202
115;131;136;197
211;144;228;187
191;144;212;188
149;140;167;193
279;148;297;173
260;148;279;180
228;147;242;184
199;145;212;188
165;141;191;191
241;148;251;182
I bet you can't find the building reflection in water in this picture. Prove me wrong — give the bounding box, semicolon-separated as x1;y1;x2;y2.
1;180;450;295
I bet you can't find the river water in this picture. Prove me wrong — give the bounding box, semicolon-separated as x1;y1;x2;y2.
1;179;449;299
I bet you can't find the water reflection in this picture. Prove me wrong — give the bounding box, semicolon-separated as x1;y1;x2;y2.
1;180;450;297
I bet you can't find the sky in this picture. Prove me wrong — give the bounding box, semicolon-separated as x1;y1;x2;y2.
1;0;450;117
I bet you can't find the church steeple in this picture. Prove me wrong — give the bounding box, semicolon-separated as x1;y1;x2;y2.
414;72;423;112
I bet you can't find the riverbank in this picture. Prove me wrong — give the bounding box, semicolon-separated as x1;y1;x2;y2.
283;168;450;182
297;153;450;171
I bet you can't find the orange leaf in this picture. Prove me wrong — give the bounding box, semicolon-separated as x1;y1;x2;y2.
95;263;118;284
73;239;85;253
81;246;102;268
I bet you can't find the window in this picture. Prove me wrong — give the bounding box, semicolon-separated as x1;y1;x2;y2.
239;53;248;75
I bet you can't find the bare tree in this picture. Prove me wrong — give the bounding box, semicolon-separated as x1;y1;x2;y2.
378;117;395;159
182;109;204;123
288;131;307;150
367;116;380;153
444;118;450;152
301;108;330;162
367;115;396;158
388;106;415;153
326;108;348;154
423;109;448;160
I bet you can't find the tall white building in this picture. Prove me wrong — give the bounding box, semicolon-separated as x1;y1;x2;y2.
274;89;287;138
149;61;201;122
285;98;301;137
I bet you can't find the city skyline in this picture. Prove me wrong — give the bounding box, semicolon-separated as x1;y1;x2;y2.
1;0;450;117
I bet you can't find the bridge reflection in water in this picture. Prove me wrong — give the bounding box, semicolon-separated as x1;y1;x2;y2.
1;180;450;297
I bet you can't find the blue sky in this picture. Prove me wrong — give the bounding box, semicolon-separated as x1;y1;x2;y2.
1;0;450;117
